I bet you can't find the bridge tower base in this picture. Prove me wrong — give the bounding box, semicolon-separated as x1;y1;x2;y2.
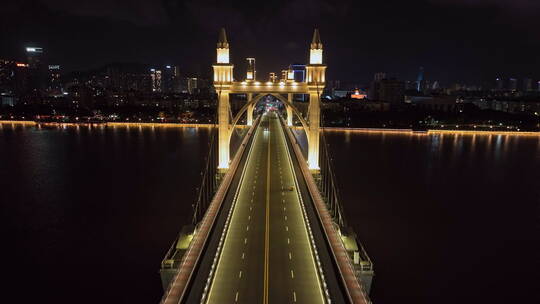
286;93;293;126
247;93;254;126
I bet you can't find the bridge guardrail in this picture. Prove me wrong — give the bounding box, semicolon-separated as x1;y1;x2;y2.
280;116;371;304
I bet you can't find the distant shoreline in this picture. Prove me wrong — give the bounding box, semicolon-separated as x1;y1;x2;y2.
1;120;538;135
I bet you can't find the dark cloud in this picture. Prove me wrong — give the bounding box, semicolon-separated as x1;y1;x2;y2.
1;0;540;84
41;0;169;25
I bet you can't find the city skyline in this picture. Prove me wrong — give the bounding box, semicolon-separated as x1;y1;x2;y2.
2;0;540;84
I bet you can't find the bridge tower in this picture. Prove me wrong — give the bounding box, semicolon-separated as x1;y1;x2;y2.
213;28;234;170
212;28;326;171
306;29;326;170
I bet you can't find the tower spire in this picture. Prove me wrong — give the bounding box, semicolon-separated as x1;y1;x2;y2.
311;29;322;49
218;28;229;48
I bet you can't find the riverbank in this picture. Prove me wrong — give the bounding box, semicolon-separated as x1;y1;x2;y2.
1;120;538;135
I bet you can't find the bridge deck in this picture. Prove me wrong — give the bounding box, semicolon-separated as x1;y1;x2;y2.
171;112;355;304
205;113;325;303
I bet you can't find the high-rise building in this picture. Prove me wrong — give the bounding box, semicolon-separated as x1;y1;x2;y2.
280;70;288;82
0;60;30;102
150;68;162;92
523;78;533;92
47;65;61;93
246;58;256;81
509;78;517;91
268;72;277;83
416;67;424;92
162;65;180;93
289;64;306;82
187;77;198;94
25;46;45;92
369;72;404;103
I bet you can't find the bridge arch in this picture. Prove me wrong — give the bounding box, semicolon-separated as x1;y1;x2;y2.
230;93;310;144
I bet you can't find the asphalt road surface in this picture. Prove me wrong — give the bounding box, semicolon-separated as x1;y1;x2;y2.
205;112;325;304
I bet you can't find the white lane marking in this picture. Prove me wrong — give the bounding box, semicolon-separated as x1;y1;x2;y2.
285;226;288;231
284;207;286;211
287;238;290;244
289;252;292;260
248;215;251;220
293;291;297;302
285;215;287;221
250;206;252;211
244;238;247;244
291;270;294;279
239;271;242;278
242;252;245;259
246;225;249;231
235;291;239;302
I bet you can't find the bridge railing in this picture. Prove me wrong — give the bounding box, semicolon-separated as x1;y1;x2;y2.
317;131;348;230
192;126;219;224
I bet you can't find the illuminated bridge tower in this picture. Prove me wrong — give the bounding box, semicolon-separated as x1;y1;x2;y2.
212;28;326;171
306;29;326;170
213;28;234;170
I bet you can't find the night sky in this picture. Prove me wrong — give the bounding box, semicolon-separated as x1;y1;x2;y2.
2;0;540;84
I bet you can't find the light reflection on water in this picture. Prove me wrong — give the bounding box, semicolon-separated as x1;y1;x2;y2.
323;130;540;304
0;124;211;304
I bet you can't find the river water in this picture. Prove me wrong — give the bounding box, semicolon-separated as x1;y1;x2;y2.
1;124;539;304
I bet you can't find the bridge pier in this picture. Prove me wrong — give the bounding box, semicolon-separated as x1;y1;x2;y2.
247;93;254;126
286;93;293;126
307;92;320;170
218;91;231;170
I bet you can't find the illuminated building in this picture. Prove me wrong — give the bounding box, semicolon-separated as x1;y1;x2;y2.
150;68;162;92
26;46;45;92
289;64;306;82
268;72;277;83
351;89;367;99
281;70;288;82
0;59;29;101
416;67;424;92
187;77;199;94
47;65;61;93
162;65;180;93
246;58;256;81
